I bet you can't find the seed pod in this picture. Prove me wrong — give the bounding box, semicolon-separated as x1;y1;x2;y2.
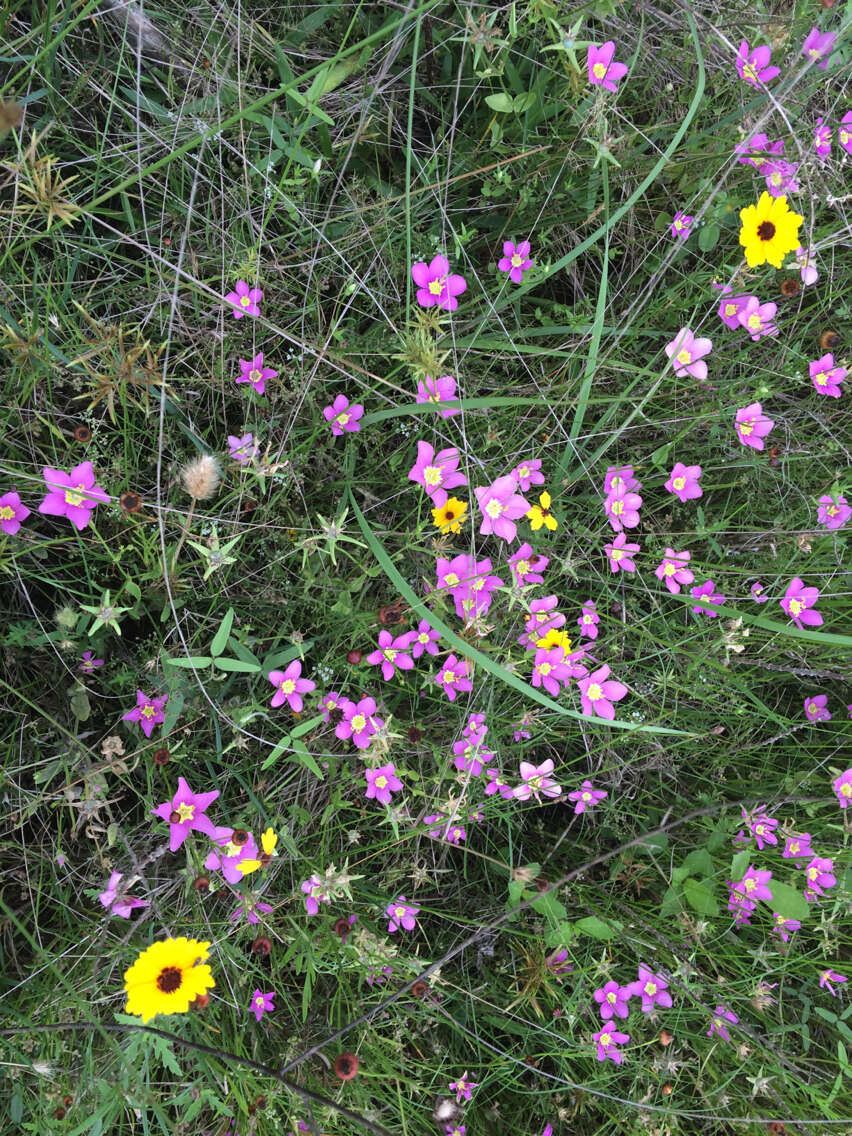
333;1053;360;1080
251;936;272;956
346;650;362;665
820;330;840;351
193;876;210;892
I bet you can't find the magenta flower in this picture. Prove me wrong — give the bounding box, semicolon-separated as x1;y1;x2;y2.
318;691;349;723
80;651;104;674
748;810;779;850
474;476;530;542
386;896;419;933
453;719;493;776
98;871;150;919
236;353;277;394
268;660;315;712
152;776;219;851
734;133;783;167
230;900;273;925
804;856;836;898
782;833;813;859
664;327;712;380
814;117;831;160
734;866;773;903
793;245;819;286
780;577;823;629
514;759;561;802
832;769;852;808
578;665;627;720
225;279;262;318
412;255;467;311
227;433;258;464
840;112;852;156
365;763;403;804
750;582;768;603
738;297;778;341
670;211;693;239
485;768;515;799
546;949;574;977
435;654;473;702
448;1073;477;1103
627;965;672;1013
727;887;756;926
410;619;441;658
517;595;566;649
416;374;459;418
511;458;545;492
772;913;801;942
809;354;846;398
509;543;548;587
717;291;752;330
691;580;726;617
408;441;467;507
568;779;607;815
734;403;774;451
819;969;847;998
592;1026;629;1064
594;981;631;1021
736;40;780;85
436;554;503;620
323;393;364;435
805;694;831;723
707;1005;738;1041
301;875;330;915
760;159;799;197
498;240;533;283
654;548;694;594
531;647;572;697
587;41;628;91
336;696;383;749
604;532;639;574
39;462;109;530
250;989;275;1022
665;462;702;503
604;486;642;531
367;629;415;681
802;27;836;68
0;490;30;535
204;829;259;884
577;601;600;641
123;690;168;738
604;465;641;495
817;494;850;530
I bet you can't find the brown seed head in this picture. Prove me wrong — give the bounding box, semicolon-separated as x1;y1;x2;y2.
190;993;210;1010
820;330;840;351
0;99;25;132
333;917;351;937
408;726;423;743
779;278;800;297
659;1029;674;1047
181;454;220;501
120;491;142;514
411;980;429;999
346;650;362;665
662;1083;673;1096
62;1095;73;1107
231;829;249;846
169;810;181;824
153;748;170;765
333;1052;360;1080
53;1107;67;1120
193;875;210;892
251;936;272;956
74;425;92;443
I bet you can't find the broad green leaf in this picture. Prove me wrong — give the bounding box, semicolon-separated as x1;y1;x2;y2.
768;879;809;921
212;657;261;673
698;221;720;251
683;877;719;916
164;656;212;668
485;92;515;113
210;608;235;657
290;738;324;780
261;734;292;771
682;849;715;878
730;850;751;881
575;915;620;940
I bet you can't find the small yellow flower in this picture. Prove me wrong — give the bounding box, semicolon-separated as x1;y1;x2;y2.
526;491;558;532
239;826;279;876
738;192;803;269
432;497;468;534
536;628;572;652
123;937;215;1023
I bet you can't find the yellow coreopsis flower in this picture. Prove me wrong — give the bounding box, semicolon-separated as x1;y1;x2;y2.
526;491;558;532
738;192;803;268
123;937;215;1023
238;827;279;876
536;628;572;653
432;496;468;534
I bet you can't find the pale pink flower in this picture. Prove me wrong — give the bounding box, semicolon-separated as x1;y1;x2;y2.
604;532;639;573
225;279;262;318
236;353;277;394
514;759;561;802
734;403;774;451
664;328;712;380
578;665;627;719
587;41;628;91
654;548;694;593
664;463;702;502
474;476;530;543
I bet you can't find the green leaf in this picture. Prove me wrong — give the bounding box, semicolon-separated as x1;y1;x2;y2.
698;221;720;251
531;889;567;924
730;850;751;881
682;877;719;916
210;608;235;657
682;849;715;878
161;690;184;737
512;91;537;113
212;657;261;673
260;734;292;771
289;738;324;779
660;884;682;917
291;713;324;739
485;92;515;113
768;879;809;921
70;686;90;721
164;656;212;668
545;921;574;947
575;915;620;940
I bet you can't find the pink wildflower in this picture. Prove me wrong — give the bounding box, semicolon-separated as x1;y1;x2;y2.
760;159;799;198
435;553;503;620
511;458;545;492
734;403;774;451
665;462;702;502
152;777;219;851
772;913;801;942
578;665;627;720
804;856;836;898
225;279;262;318
718;291;752;330
748;810;779;850
750;582;768;603
691;579;726;617
664;327;712;380
230;900;273;925
227;433;258;464
517;595;566;649
592;1026;629;1064
268;660;316;712
123;690;168;738
707;1006;738;1041
568;780;607;815
38;462;109;530
365;764;403;804
449;1073;477;1103
594;981;631;1021
79;651;103;674
250;989;275;1022
367;629;415;681
410;619;441;658
412;255;467;311
833;769;852;808
738;296;778;341
323;393;364;435
817;494;850;530
792;245;819;286
654;548;694;593
840;112;852;156
318;691;349;723
498;240;533;283
814;117;831;160
336;696;384;749
485;768;515;799
474;475;530;542
301;875;330;915
0;490;30;534
387;896;419;933
587;41;628;91
577;601;600;641
670;211;693;239
204;829;260;884
782;834;813;860
408;441;467;506
531;647;573;697
809;354;846;398
604;486;642;531
236;353;277;394
626;965;672;1013
416;374;459;417
734;133;783;168
604;532;639;574
514;759;561;802
780;577;823;629
805;694;831;723
509;542;549;587
735;41;780;85
604;465;641;495
98;871;149;919
802;27;836;68
733;866;773;903
819;969;847;997
435;654;473;702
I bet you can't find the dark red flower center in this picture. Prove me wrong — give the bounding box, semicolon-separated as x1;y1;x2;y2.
169;810;181;824
156;966;183;993
757;220;776;241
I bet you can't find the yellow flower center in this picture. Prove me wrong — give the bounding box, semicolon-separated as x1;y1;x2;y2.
176;801;195;822
444;572;459;586
279;679;296;694
224;840;242;857
141;704;157;718
814;372;827;386
383;648;398;662
0;506;14;520
538;662;552;676
672;476;685;490
611;500;624;515
607;991;616;1003
428;278;445;295
743;878;756;892
663;563;676;576
516;559;529;576
747;314;762;331
587;683;603;701
418;632;430;643
249;368;262;382
485;498;504;518
788;599;803;616
611;548;623;560
511;253;523;267
770;172;782;186
351;714;366;732
394;906;406;918
807;867;818;881
375;775;388;789
808;704;818;715
841;129;850;145
583;613;594;623
518;465;530;478
827;505;838;516
789;841;799;853
336;412;350;426
254;995;265;1007
724;303;738;317
676;349;692;365
582;791;591;801
239;295;251;307
424;465;442;486
599;1031;611;1045
644;981;657;995
529;775;543;790
593;62;607;78
739;420;754;436
674;219;683;230
742;62;758;82
442;670;456;684
64;484;87;506
842;784;851;797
